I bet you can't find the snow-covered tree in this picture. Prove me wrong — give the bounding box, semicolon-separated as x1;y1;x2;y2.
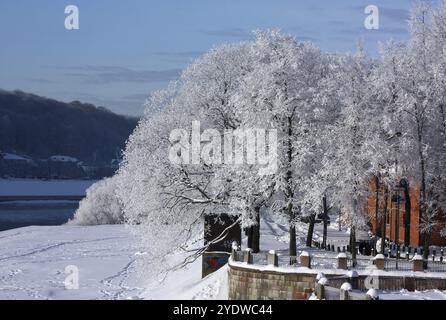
68;175;124;225
320;46;385;263
231;30;331;256
376;2;446;260
117;43;257;277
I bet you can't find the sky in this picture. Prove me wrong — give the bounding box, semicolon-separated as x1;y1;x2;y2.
0;0;417;116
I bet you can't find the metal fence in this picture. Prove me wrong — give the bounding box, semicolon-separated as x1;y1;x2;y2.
277;254;298;267
234;251;244;262
427;261;446;272
348;257;375;270
232;250;446;273
251;253;268;265
384;258;413;271
310;256;338;269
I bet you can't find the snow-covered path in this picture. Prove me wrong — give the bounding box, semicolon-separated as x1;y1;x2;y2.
0;225;146;299
0;224;228;300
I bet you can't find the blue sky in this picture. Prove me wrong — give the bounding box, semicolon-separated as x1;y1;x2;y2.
0;0;415;116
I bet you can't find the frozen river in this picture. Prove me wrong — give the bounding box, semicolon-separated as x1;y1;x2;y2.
0;179;95;231
0;201;79;231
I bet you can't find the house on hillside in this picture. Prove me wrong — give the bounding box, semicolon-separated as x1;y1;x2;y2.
0;152;36;178
47;155;85;179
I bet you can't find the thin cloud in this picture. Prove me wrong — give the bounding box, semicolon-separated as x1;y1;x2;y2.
63;66;181;84
153;51;205;58
350;5;409;22
380;8;410;21
28;78;56;84
197;28;252;39
121;93;150;101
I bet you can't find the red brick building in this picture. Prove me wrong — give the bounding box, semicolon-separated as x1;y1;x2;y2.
367;177;446;247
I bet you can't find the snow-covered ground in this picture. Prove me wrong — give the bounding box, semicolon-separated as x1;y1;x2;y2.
0;214;445;300
0;225;227;300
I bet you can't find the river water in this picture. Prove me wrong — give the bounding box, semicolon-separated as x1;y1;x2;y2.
0;201;80;231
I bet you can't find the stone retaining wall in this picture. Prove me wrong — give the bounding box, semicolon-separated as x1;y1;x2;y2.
228;264;315;300
228;261;446;300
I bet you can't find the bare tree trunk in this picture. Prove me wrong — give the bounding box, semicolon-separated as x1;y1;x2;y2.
289;203;297;256
286;115;297;256
375;177;381;237
306;213;316;247
322;196;328;249
338;210;341;232
423;231;430;268
381;188;388;254
401;179;411;246
252;206;260;253
416;117;429;263
439;104;446;148
247;227;253;250
351;226;357;267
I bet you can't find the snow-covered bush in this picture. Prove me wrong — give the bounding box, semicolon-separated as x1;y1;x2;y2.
68;176;124;225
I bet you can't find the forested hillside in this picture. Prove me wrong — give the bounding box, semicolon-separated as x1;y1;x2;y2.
0;90;139;166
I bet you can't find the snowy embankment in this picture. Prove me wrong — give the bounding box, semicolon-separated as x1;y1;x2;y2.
0;225;227;300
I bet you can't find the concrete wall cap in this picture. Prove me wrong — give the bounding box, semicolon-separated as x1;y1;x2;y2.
316;272;325;281
340;282;352;291
337;253;347;258
318;277;328;285
300;251;310;257
374;254;385;260
412;254;423;261
347;270;358;278
366;288;379;299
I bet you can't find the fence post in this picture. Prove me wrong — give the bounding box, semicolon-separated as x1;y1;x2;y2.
337;252;348;270
432;249;436;262
366;288;379;300
300;251;311;268
316;276;328;300
441;249;444;263
267;250;278;267
340;282;352;300
347;270;359;289
374;254;385;270
243;248;253;264
316;273;328;300
231;241;238;260
412;253;424;272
